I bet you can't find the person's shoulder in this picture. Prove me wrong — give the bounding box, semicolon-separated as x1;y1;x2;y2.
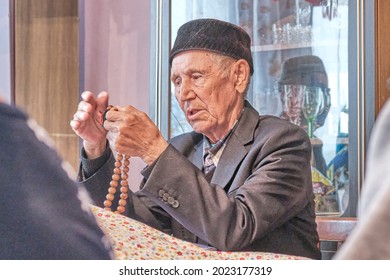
169;131;201;144
259;114;305;131
168;131;203;152
241;102;292;131
259;114;286;123
256;114;310;143
0;103;28;127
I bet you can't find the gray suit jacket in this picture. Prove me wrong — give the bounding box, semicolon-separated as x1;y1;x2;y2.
82;101;320;259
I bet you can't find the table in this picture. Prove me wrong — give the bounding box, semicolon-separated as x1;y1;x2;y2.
91;206;309;260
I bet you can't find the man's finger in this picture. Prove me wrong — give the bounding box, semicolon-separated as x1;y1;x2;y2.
96;91;109;113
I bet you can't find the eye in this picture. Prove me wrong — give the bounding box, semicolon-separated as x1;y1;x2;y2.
191;73;205;86
173;77;182;87
192;73;202;80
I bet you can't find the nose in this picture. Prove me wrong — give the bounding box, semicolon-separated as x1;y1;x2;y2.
177;79;195;102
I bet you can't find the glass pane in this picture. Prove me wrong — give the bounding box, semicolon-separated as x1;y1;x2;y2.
170;0;350;216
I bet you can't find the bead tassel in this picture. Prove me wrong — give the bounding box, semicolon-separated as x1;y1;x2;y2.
103;154;130;214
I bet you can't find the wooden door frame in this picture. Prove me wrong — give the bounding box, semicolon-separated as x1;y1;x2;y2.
376;0;390;115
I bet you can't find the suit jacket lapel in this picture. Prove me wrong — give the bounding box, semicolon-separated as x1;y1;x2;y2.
191;139;204;170
211;101;260;192
182;132;204;170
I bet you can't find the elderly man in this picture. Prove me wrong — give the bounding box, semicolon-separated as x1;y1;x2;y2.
70;18;320;259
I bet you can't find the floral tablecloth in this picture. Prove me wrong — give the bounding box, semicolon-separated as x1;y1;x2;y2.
91;206;308;260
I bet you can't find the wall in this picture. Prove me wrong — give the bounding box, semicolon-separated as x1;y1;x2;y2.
0;0;11;103
80;0;151;190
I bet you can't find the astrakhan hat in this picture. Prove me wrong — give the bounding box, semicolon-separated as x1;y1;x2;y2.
170;18;254;75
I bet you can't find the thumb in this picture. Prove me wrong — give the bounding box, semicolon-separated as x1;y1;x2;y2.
96;91;109;113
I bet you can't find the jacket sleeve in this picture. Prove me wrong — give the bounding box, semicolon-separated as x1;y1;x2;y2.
79;149;169;232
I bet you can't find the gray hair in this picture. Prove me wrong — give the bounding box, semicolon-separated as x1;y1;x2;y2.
209;52;251;97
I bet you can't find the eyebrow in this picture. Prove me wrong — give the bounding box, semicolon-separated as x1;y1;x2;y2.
171;66;208;80
170;72;179;81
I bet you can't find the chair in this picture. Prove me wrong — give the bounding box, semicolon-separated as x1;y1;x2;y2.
316;216;357;259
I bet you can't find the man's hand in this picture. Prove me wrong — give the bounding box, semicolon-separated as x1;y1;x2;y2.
103;105;169;165
70;91;109;159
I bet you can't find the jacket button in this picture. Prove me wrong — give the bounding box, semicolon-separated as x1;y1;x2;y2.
172;200;180;208
158;190;165;198
163;193;169;202
167;196;175;205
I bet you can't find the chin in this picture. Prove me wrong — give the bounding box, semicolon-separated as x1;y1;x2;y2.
189;120;215;135
191;126;203;134
190;123;205;134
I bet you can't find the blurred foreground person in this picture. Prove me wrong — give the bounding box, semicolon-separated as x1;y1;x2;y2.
335;98;390;259
0;99;112;259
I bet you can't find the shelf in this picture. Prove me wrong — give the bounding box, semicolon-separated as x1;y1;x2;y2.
251;42;311;52
251;40;347;52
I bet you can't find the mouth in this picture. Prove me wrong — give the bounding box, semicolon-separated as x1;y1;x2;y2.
186;108;202;121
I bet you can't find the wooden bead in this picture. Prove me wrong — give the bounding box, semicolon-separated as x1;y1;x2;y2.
104;200;112;207
108;187;117;194
106;193;115;201
109;180;119;187
112;174;120;181
104;152;130;215
120;193;128;200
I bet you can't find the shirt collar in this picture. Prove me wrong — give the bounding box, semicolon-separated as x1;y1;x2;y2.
202;107;244;166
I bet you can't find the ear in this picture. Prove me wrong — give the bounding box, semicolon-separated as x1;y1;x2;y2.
233;59;250;94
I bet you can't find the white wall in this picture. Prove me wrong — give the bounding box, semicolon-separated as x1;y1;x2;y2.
81;0;151;190
0;0;10;103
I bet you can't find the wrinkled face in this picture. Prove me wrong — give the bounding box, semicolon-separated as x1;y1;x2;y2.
171;50;244;142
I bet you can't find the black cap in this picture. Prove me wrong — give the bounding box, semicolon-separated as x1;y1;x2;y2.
279;55;328;88
170;18;254;75
279;55;331;129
